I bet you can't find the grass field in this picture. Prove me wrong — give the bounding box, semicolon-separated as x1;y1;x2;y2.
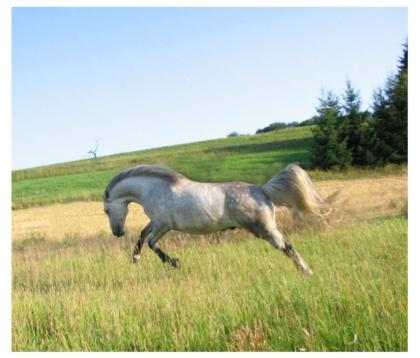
12;126;406;209
12;126;408;351
12;216;407;351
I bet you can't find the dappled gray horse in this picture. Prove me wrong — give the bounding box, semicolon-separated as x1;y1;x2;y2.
104;164;328;274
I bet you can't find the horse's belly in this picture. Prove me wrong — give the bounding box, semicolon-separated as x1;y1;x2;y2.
177;226;225;234
171;206;233;234
173;216;232;233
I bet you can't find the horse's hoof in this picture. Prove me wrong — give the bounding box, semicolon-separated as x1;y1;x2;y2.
132;255;141;264
170;258;179;268
301;266;313;275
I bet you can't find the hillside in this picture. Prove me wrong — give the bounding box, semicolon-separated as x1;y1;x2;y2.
12;127;408;352
12;126;405;209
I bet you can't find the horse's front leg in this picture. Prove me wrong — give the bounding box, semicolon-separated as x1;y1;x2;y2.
147;228;179;268
132;222;153;263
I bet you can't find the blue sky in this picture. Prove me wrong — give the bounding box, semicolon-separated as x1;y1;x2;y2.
12;7;407;170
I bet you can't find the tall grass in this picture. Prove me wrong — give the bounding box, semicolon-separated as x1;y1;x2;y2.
13;216;407;351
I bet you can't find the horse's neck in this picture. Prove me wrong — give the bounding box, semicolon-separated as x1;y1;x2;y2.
111;176;168;205
111;178;144;205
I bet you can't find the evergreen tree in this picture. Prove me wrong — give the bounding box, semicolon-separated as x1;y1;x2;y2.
392;40;408;162
371;42;408;164
310;91;352;169
358;112;377;165
341;80;371;165
398;40;408;72
371;82;392;164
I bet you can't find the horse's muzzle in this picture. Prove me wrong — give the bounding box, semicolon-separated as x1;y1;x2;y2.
113;228;125;237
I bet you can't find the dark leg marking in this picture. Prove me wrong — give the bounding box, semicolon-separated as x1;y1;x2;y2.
154;247;172;263
132;222;153;263
257;228;313;275
147;230;179;268
283;240;296;257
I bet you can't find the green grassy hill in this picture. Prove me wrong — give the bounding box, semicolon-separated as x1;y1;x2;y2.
14;126;313;182
13;127;312;208
12;126;405;208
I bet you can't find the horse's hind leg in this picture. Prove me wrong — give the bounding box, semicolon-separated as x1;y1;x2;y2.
263;230;313;275
147;228;179;268
132;222;153;263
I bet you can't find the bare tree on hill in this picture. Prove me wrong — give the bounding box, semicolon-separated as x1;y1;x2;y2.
88;139;99;159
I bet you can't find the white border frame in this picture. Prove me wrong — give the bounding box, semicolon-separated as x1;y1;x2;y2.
2;1;417;356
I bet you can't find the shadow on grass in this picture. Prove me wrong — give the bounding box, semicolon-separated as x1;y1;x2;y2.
204;137;312;155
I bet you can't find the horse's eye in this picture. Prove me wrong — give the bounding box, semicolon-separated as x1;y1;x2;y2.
104;209;109;214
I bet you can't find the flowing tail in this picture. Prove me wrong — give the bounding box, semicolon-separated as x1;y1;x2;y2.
261;164;337;217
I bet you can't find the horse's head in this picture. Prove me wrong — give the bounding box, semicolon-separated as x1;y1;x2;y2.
104;198;128;237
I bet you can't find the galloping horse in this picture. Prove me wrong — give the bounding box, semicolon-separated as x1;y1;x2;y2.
104;164;329;274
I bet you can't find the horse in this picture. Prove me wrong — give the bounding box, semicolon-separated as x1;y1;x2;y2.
103;164;329;274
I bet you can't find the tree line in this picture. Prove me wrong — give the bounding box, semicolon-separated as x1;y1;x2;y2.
255;118;315;134
311;41;407;169
229;117;315;137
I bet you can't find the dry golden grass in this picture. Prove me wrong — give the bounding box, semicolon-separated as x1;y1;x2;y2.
12;202;149;241
12;175;407;242
317;175;407;221
229;320;268;351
